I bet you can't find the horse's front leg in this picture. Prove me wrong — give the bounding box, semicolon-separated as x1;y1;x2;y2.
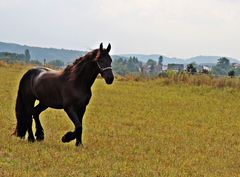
62;106;85;146
76;107;86;146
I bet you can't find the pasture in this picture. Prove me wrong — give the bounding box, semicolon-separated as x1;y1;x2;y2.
0;64;240;176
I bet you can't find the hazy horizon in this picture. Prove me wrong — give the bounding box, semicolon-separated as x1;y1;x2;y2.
0;0;239;59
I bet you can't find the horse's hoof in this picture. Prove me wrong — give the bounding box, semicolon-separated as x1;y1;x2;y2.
36;135;44;141
35;130;44;141
61;132;75;143
28;137;35;143
19;136;25;140
75;141;83;147
61;136;69;143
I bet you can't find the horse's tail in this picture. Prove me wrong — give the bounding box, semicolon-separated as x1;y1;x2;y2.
13;69;37;138
14;86;28;137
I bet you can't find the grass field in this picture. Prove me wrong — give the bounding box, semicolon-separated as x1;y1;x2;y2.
0;64;240;177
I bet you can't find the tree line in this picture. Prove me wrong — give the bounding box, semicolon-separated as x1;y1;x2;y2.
0;49;32;63
112;56;163;76
212;57;240;76
186;57;240;76
0;49;64;68
113;56;240;77
1;50;239;77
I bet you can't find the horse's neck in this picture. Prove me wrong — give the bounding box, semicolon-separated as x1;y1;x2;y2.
75;62;99;89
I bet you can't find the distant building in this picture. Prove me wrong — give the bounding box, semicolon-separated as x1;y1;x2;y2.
203;65;211;71
167;64;184;72
232;63;240;69
196;65;212;72
142;58;163;74
162;65;168;71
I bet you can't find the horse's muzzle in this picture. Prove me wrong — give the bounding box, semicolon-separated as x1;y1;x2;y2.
102;70;114;85
105;76;114;84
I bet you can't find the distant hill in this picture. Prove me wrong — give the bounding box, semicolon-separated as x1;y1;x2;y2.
0;42;86;64
0;41;239;65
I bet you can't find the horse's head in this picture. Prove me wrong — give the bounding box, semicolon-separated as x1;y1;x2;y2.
95;43;114;84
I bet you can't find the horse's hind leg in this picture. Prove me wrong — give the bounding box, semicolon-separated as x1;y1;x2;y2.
25;99;36;142
27;115;35;142
33;102;47;141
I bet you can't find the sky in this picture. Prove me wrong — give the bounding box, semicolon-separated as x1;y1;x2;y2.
0;0;239;59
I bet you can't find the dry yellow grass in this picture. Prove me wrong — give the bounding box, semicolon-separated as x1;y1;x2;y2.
0;65;240;176
161;72;240;89
0;60;7;67
121;72;240;89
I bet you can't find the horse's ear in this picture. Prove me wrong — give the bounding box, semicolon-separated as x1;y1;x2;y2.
100;43;103;52
107;43;111;53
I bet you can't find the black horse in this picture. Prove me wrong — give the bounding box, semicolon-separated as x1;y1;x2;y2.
13;43;114;146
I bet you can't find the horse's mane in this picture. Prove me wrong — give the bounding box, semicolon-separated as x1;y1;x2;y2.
62;49;99;80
